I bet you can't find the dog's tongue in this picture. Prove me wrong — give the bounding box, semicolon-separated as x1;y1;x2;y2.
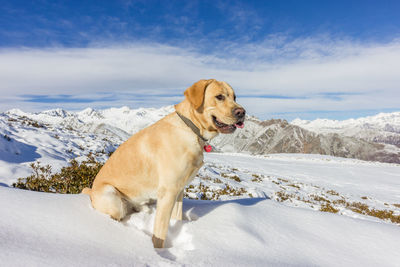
235;122;244;128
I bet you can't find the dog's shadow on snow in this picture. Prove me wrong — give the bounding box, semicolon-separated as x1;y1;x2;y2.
182;196;269;220
0;182;9;188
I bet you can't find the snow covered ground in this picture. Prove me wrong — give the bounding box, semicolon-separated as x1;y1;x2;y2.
1;153;400;266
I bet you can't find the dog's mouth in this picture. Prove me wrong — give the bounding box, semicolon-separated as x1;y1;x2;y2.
212;115;245;134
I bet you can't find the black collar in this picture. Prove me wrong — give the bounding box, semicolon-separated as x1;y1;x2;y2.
176;112;208;142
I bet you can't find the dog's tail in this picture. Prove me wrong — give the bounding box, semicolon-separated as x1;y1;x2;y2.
81;187;92;196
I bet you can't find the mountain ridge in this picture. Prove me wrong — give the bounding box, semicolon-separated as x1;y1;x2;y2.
2;107;400;165
292;111;400;148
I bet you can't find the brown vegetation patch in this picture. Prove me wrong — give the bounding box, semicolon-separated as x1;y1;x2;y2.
320;203;339;213
184;182;248;200
221;173;241;182
326;190;339;196
274;186;400;225
277;178;289;183
13;154;103;194
275;191;296;202
288;183;301;189
251;174;263;183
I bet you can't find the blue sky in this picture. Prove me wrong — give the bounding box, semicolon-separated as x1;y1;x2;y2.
0;0;400;120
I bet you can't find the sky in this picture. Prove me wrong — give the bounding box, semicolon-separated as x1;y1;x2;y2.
0;0;400;121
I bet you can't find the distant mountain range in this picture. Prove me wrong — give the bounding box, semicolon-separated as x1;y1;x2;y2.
292;112;400;148
1;107;399;164
212;115;400;164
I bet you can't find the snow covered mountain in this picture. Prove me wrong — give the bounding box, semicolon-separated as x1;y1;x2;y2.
1;107;400;171
292;112;400;148
212;116;400;164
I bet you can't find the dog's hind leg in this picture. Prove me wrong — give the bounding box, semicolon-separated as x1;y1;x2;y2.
90;184;129;221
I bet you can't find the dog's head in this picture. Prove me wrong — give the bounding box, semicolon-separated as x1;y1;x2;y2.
184;79;245;135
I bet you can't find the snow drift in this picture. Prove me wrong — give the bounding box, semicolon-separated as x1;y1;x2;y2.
1;186;399;267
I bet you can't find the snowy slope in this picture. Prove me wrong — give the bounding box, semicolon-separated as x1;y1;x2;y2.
0;106;174;184
6;106;174;142
1;153;400;266
2;107;400;170
292;111;400;147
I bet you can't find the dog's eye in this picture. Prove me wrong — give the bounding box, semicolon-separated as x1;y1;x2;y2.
215;94;225;101
233;94;236;101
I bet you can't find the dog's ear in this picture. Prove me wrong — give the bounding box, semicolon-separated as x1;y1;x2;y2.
184;79;215;110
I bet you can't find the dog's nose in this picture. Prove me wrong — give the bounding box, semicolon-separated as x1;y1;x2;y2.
233;107;246;119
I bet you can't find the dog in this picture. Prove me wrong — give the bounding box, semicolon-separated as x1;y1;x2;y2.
82;79;245;248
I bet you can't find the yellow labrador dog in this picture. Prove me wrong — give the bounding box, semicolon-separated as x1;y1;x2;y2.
82;79;245;248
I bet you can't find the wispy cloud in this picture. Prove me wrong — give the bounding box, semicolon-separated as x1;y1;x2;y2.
0;36;399;119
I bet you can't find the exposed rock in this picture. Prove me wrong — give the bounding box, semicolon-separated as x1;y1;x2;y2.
212;117;400;164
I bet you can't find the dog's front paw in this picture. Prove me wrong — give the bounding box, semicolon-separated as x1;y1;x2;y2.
152;235;165;248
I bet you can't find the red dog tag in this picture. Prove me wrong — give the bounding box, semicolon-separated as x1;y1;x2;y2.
204;145;212;152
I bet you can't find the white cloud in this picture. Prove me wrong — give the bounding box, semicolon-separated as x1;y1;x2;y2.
0;36;399;118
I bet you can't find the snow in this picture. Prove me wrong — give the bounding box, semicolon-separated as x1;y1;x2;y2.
1;153;400;266
1;182;399;266
208;153;400;204
5;106;174;137
292;111;400;144
292;112;400;134
1;107;400;266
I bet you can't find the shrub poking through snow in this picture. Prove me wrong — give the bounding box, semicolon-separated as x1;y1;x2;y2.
251;174;263;182
327;190;340;196
320;203;339;213
12;154;103;194
221;173;241;182
184;182;248;200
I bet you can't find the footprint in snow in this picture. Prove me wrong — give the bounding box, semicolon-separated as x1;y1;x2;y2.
123;204;196;260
